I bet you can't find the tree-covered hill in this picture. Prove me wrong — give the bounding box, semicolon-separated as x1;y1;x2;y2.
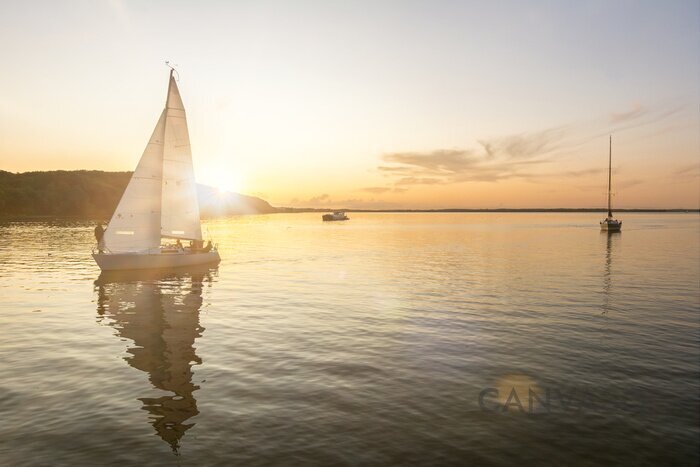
0;170;278;218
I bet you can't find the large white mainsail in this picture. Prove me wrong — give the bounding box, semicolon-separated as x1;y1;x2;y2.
160;74;202;241
103;111;166;253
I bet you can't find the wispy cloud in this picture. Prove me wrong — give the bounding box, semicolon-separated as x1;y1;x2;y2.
610;104;646;123
395;177;444;185
377;101;686;187
308;193;330;203
672;162;700;180
477;126;568;160
604;104;684;137
384;149;481;172
361;186;391;193
360;186;408;193
379;127;562;186
618;178;645;189
291;193;400;209
561;167;607;178
572;176;645;192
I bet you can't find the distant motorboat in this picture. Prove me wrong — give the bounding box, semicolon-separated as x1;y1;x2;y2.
322;211;349;221
93;66;221;271
600;136;622;232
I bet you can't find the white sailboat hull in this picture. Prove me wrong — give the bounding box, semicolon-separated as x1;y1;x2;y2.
93;250;220;271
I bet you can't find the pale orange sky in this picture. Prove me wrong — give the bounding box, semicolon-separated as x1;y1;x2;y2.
0;1;698;209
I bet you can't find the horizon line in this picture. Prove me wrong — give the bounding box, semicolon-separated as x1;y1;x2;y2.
277;208;700;213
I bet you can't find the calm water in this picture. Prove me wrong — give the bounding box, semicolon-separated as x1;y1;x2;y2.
0;213;698;466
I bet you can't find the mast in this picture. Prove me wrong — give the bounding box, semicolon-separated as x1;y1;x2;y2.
607;135;612;218
165;62;175;109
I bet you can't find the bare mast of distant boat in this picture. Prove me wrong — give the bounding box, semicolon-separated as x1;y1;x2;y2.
600;135;622;232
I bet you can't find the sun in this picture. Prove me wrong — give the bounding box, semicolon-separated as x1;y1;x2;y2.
215;173;244;194
200;167;244;194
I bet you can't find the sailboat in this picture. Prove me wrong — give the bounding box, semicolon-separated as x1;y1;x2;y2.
600;135;622;232
93;66;221;271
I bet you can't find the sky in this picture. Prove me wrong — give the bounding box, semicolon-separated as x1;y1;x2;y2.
0;0;698;209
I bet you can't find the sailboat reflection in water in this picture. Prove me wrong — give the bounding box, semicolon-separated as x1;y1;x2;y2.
601;231;617;314
95;266;216;453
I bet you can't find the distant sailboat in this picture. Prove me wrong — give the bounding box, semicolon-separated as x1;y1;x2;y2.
600;135;622;232
93;66;221;270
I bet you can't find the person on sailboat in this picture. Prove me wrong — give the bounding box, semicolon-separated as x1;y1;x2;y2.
94;223;105;254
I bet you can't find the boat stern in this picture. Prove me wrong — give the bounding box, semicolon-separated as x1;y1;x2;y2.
93;250;221;271
600;219;622;232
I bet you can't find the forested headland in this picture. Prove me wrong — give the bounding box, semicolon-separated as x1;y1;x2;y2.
0;170;278;218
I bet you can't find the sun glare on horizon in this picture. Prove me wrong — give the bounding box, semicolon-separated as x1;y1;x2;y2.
199;166;244;195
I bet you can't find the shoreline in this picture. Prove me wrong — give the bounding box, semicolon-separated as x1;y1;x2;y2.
276;208;699;214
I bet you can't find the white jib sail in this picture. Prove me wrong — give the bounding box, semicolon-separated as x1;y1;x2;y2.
103;111;166;253
160;75;202;241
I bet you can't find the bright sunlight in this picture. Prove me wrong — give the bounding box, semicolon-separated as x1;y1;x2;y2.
198;165;244;195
